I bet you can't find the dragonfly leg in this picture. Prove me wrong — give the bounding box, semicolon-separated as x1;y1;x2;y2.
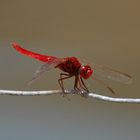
74;76;89;97
74;76;81;93
58;73;73;95
79;77;89;93
76;77;89;97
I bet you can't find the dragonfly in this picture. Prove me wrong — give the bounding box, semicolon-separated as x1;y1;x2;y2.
12;43;132;95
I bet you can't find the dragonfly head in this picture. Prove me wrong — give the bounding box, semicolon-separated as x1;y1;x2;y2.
80;65;93;79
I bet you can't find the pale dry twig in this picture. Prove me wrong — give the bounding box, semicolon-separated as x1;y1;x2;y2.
0;89;140;103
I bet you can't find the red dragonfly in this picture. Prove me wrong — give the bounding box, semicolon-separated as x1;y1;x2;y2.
12;43;132;95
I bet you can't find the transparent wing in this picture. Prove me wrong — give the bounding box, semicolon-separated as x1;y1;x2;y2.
93;64;132;84
27;58;65;85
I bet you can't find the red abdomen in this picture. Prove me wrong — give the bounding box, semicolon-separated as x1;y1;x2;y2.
12;43;57;62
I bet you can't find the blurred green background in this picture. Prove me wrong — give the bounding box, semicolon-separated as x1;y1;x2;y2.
0;0;140;140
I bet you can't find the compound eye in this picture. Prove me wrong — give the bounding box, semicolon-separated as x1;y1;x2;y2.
86;69;93;78
87;69;90;74
80;65;93;79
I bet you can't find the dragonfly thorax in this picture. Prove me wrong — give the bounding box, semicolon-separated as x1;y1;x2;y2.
56;57;82;75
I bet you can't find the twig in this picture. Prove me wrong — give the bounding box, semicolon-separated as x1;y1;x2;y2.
88;93;140;103
0;89;140;103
